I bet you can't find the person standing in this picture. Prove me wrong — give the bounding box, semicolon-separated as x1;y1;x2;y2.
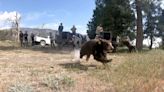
95;24;103;39
31;33;35;46
19;31;24;47
49;32;55;48
71;25;77;35
24;31;28;47
58;23;64;39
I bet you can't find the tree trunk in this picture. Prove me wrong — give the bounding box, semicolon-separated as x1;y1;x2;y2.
149;35;153;50
17;25;20;42
162;34;164;48
136;0;143;50
15;12;20;43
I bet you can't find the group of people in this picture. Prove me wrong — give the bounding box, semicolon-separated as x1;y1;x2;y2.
59;23;104;40
58;23;77;37
18;23;78;48
57;23;83;48
19;31;35;47
59;23;104;39
18;23;103;48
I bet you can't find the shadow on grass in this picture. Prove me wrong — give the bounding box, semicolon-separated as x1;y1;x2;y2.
0;46;19;51
29;46;73;54
59;62;97;71
113;47;150;53
0;45;73;54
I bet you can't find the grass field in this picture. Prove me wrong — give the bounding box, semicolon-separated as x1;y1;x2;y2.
0;41;163;92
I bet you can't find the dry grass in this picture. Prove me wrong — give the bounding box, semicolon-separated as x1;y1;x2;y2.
0;41;163;92
41;74;75;91
8;82;34;92
89;50;164;92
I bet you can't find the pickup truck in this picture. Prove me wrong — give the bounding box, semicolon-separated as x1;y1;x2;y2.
34;35;51;47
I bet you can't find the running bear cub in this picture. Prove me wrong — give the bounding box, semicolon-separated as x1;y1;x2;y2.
80;39;114;64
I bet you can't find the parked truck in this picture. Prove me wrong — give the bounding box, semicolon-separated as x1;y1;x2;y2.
34;35;51;47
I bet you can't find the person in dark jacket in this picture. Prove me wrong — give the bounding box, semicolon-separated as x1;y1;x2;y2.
71;25;77;35
58;23;64;40
19;31;24;47
31;33;35;46
24;31;28;47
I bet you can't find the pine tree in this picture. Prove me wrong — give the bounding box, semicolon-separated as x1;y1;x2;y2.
87;0;135;39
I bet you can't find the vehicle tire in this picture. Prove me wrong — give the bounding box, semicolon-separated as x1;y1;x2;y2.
40;40;46;47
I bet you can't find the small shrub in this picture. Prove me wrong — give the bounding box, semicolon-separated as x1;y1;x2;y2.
61;76;75;87
42;75;60;90
8;82;34;92
42;74;75;91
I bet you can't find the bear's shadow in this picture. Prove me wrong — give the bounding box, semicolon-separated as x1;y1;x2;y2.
59;62;97;71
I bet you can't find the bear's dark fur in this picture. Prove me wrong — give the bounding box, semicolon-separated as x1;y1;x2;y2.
122;40;136;52
80;39;113;64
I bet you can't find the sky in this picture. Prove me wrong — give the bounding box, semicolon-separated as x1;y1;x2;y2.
0;0;95;34
0;0;164;35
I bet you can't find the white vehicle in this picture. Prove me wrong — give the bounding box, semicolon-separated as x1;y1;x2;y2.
34;35;51;47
